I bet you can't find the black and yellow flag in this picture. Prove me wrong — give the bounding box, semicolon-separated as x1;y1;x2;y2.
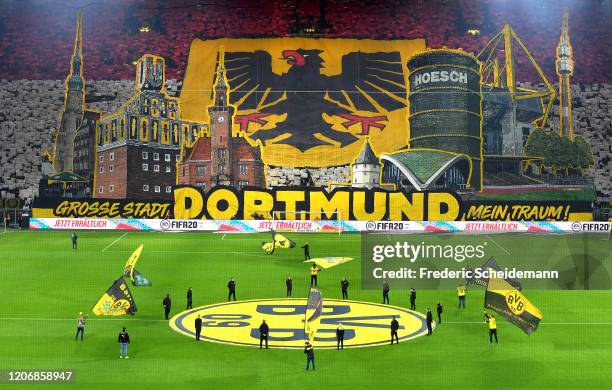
485;277;542;335
304;287;323;344
91;278;137;316
273;231;295;248
123;244;144;280
468;257;522;290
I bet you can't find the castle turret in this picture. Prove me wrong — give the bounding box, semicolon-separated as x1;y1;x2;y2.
556;8;574;138
352;139;380;188
55;12;85;172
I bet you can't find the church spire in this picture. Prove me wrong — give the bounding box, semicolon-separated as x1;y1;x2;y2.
67;11;84;92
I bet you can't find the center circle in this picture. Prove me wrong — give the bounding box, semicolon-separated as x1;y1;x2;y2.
170;298;430;349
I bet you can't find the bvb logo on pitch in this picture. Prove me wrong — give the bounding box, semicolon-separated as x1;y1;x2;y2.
170;299;429;349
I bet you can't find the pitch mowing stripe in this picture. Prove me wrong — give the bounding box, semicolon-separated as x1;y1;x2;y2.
101;232;128;252
0;317;611;325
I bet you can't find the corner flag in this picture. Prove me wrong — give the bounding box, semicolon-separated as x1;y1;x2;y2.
304;287;323;345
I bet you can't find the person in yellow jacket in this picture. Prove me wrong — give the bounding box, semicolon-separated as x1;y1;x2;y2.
457;285;467;308
484;312;498;343
310;264;320;286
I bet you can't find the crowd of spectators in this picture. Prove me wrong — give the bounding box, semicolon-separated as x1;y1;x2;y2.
0;0;610;83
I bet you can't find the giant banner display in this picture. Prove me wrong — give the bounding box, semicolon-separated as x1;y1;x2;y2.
32;186;594;221
180;37;425;167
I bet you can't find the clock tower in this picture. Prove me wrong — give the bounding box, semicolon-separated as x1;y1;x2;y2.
208;47;235;186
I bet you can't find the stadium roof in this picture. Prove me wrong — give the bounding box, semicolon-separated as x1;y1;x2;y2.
381;149;470;191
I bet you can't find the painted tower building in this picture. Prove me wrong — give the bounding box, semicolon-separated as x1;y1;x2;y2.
178;49;265;190
55;12;85;173
94;55;203;199
351;139;380;189
556;8;574;138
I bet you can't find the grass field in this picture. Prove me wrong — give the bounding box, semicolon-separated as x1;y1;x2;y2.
0;230;611;389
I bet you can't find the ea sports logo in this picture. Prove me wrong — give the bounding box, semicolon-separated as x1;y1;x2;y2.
170;299;429;349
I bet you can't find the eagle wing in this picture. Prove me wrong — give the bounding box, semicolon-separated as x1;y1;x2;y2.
223;51;284;110
328;51;407;113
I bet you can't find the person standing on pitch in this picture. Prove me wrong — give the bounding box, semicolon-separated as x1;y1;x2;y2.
195;315;202;341
310;264;320;286
390;316;399;344
383;281;390;304
304;341;315;370
436;302;443;324
409;288;416;310
302;242;311;260
71;232;78;250
457;284;467;308
228;278;236;301
341;277;349;300
186;287;193;309
75;312;87;341
163;294;171;320
118;327;130;359
286;276;293;297
336;323;345;350
259;320;269;349
426;308;433;335
485;312;498;343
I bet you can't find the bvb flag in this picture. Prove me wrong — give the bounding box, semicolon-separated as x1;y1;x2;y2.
272;230;296;248
304;287;323;344
467;257;522;290
304;257;353;270
122;244;152;286
485;277;542;335
92;278;137;316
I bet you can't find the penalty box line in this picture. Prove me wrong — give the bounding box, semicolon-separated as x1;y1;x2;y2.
101;232;128;252
0;317;611;326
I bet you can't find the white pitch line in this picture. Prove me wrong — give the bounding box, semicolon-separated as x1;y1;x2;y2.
101;232;128;252
221;234;226;240
0;317;610;326
105;249;278;258
486;235;511;255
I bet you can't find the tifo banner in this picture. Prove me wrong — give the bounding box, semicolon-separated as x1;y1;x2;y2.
28;218;610;233
180;37;426;167
32;186;594;221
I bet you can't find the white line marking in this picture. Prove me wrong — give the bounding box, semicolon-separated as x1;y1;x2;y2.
101;232;128;252
105;249;275;258
0;317;609;325
221;234;226;240
486;235;511;255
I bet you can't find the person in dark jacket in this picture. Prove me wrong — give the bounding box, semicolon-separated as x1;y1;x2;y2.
336;323;345;350
341;277;349;300
436;302;443;324
71;232;78;250
259;320;269;349
118;327;130;359
301;242;311;260
228;278;236;301
163;294;171;320
195;315;202;341
286;276;293;297
390;316;399;344
186;287;193;309
383;281;390;304
426;308;433;335
409;288;416;310
304;341;315;370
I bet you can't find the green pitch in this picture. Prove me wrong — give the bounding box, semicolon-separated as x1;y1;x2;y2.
0;230;610;389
